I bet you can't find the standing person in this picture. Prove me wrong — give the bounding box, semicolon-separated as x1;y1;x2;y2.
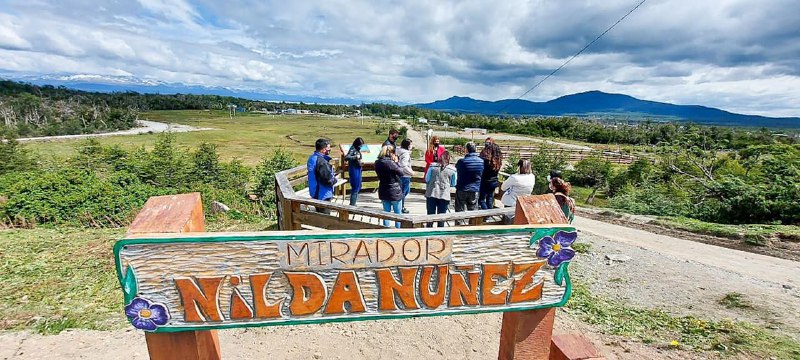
478;140;503;209
454;142;483;224
306;138;336;214
550;176;576;223
425;151;457;227
501;159;536;208
383;128;400;148
344;137;364;206
424;135;446;176
396;138;415;213
374;145;404;228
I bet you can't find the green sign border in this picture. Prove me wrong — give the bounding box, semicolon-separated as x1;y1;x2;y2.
114;225;576;333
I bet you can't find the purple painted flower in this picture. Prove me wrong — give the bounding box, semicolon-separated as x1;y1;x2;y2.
536;231;577;267
125;297;169;331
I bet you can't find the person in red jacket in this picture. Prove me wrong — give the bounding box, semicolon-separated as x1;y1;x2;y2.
424;135;446;176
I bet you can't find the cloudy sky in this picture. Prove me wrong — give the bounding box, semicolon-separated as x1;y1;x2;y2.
1;0;799;117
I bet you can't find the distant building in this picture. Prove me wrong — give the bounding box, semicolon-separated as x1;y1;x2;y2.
418;117;428;124
464;128;487;135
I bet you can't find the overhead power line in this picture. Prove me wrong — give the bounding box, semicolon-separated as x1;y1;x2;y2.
499;0;649;114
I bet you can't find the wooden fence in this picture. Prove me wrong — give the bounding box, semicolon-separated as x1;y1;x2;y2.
448;144;644;164
275;163;515;231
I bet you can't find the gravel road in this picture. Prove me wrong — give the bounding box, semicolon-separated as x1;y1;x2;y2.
15;120;214;142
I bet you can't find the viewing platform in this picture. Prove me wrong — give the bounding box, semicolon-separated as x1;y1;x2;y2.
276;162;515;230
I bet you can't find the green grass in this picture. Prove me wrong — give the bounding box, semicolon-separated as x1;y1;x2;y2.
718;292;753;310
0;227;126;333
24;111;390;165
569;283;800;358
651;216;800;243
570;185;609;208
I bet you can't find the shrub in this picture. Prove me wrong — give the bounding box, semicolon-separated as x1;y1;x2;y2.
252;150;300;218
609;184;691;217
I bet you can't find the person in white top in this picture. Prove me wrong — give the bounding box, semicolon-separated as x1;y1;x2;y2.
501;159;536;208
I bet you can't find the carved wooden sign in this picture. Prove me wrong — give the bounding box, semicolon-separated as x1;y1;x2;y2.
114;225;578;332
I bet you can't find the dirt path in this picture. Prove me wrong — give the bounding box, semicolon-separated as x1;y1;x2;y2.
397;119;428;155
1;217;797;359
15;120;215;142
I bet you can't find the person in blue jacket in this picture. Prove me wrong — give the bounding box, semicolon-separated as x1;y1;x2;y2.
307;138;336;214
454;142;484;223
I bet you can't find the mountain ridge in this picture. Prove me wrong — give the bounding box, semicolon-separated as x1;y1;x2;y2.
417;91;800;128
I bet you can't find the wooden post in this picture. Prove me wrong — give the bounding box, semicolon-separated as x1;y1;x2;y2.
497;195;568;360
128;193;222;360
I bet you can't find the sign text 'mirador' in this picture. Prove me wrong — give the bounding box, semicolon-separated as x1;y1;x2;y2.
279;237;452;270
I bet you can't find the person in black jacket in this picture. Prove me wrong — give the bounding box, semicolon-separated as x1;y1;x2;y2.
478;139;503;209
374;144;404;228
455;142;484;223
344;137;364;206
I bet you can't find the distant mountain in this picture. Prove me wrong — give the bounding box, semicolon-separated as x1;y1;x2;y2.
1;73;404;106
417;91;800;128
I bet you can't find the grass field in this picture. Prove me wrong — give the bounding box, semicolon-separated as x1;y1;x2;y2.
24;111;390;165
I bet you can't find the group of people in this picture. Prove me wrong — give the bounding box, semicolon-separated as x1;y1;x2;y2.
306;129;575;228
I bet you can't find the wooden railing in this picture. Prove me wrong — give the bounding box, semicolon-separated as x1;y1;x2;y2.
275;163;515;230
446;144;646;164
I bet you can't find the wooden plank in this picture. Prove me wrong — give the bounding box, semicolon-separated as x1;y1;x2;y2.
291;197;411;222
290;202;302;230
114;225;577;332
411;207;515;225
127;193;221;360
294;210;384;230
549;334;602;360
514;195;569;225
128;193;205;234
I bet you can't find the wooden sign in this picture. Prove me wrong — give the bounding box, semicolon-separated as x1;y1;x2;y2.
115;225;578;333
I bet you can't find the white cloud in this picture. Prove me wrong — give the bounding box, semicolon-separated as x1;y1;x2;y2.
0;0;797;117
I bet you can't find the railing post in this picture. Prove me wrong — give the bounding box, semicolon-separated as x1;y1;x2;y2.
127;193;222;360
497;195;568;360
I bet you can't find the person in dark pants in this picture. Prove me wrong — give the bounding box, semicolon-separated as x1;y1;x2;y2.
478;139;503;209
454;142;483;224
374;144;405;228
306;138;336;214
383;128;400;148
425;151;457;227
344;137;364;206
396;138;415;213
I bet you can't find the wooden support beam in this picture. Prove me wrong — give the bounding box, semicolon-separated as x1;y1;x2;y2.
128;193;221;360
497;195;569;360
498;309;556;360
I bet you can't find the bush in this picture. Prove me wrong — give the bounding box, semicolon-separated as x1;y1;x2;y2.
0;133;298;227
609;184;691;217
0;135;36;175
253;149;300;218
